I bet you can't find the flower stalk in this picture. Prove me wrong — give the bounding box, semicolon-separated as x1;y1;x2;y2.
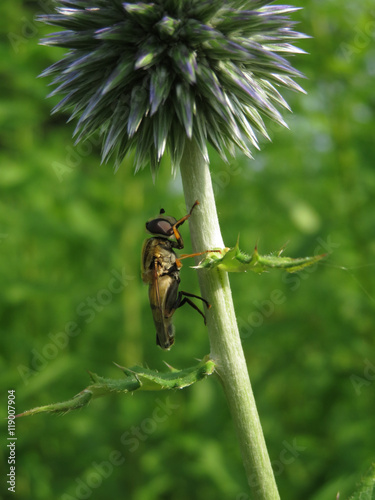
38;1;308;497
180;139;280;499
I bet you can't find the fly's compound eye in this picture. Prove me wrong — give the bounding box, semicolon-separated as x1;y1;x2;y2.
146;218;174;237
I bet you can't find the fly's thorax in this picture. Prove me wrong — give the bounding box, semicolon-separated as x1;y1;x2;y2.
141;237;177;282
155;238;177;269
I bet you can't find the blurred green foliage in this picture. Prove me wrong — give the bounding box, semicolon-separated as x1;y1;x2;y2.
1;1;374;500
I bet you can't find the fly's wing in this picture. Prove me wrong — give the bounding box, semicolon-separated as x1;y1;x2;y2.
141;239;155;284
149;271;175;350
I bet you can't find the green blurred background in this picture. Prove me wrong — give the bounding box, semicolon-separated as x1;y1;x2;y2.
1;1;374;499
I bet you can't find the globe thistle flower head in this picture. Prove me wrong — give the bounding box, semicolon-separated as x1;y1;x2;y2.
39;0;307;175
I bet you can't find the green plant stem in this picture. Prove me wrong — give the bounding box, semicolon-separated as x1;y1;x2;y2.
180;140;280;500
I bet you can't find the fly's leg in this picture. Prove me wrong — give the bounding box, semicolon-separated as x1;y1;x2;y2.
176;249;222;268
171;200;199;249
180;290;211;309
176;290;211;325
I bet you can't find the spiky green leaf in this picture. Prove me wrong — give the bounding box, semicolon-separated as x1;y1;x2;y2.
195;240;327;273
16;357;215;417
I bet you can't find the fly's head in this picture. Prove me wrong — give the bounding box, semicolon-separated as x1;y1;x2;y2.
145;201;199;250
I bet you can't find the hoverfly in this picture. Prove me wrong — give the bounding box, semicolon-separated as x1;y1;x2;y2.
141;201;210;350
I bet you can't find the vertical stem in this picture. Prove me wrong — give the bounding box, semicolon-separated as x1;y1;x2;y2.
180;140;280;500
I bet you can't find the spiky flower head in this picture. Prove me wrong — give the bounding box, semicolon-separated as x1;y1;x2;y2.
39;1;306;174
